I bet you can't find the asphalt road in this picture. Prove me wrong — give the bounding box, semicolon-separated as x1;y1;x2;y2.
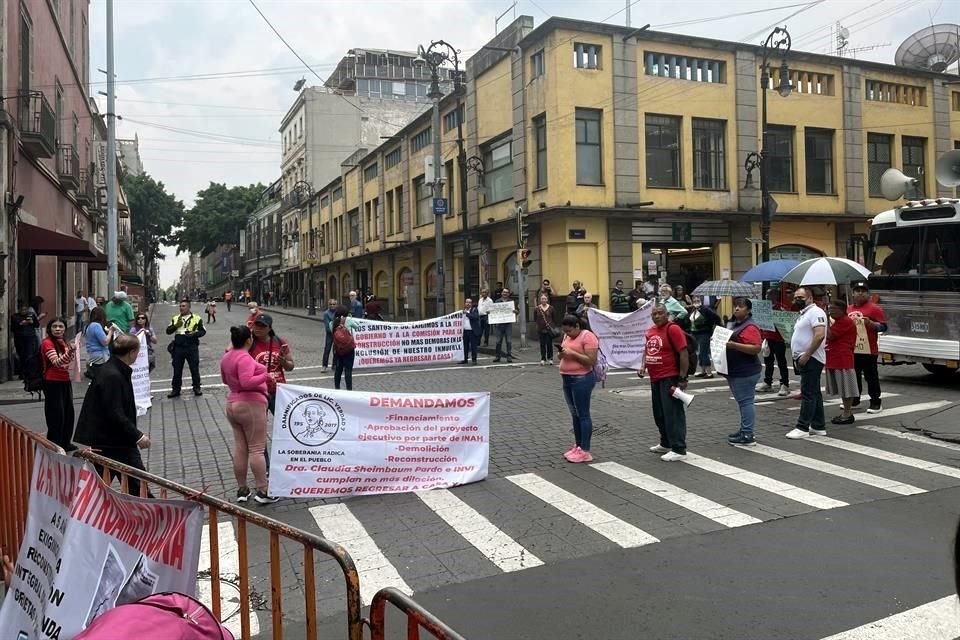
3;301;959;639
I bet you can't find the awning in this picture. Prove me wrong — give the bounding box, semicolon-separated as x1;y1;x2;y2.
121;274;144;285
18;223;98;257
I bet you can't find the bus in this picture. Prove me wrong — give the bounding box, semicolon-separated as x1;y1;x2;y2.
865;198;960;378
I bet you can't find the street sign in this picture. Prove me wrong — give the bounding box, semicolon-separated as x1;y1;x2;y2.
433;197;448;215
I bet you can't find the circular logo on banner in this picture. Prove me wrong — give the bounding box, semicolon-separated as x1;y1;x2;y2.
284;395;344;447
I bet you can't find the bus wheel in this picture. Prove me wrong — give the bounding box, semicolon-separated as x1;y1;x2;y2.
922;364;958;379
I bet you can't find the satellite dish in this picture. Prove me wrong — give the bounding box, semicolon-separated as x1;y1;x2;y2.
880;169;919;201
839;27;850;40
936;150;960;188
895;24;960;71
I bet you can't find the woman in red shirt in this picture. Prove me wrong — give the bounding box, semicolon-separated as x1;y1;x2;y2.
558;315;599;463
826;299;858;425
41;317;77;451
249;314;295;415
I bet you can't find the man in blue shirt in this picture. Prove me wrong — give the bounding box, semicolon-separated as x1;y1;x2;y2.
349;290;364;318
322;298;338;372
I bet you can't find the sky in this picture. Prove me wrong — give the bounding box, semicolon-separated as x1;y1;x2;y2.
88;0;957;288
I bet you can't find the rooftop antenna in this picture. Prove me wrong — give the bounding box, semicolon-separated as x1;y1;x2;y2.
495;1;517;35
835;22;849;56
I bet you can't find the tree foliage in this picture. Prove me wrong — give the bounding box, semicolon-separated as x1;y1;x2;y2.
123;172;184;261
176;182;265;257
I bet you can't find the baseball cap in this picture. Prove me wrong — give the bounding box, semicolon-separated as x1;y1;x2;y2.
247;301;258;309
851;281;869;291
254;313;273;328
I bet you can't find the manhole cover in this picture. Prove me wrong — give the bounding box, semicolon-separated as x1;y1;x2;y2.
491;391;522;399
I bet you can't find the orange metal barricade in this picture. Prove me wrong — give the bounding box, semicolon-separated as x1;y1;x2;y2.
1;415;465;640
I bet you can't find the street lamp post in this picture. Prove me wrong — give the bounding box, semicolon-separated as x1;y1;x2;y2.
747;26;792;265
419;39;461;315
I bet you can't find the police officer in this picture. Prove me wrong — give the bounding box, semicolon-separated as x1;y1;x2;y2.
165;298;206;398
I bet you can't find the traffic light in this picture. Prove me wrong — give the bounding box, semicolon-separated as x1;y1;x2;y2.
519;248;532;270
516;205;530;248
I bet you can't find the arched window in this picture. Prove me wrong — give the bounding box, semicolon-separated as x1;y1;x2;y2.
341;273;352;302
328;276;338;302
424;263;438;298
374;270;389;298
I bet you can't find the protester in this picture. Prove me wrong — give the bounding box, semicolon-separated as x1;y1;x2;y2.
848;282;887;414
104;290;135;329
610;280;631;313
566;280;585;315
535;279;555;304
690;296;720;378
826;299;859;425
535;293;558;365
349;290;364;318
224;290;233;312
84;306;115;380
322;299;338;372
757;288;790;397
461;298;481;365
250;314;295;414
723;298;763;446
675;285;694;306
786;287;828;439
364;294;383;321
246;301;262;328
558;315;599;463
493;288;519;363
165;299;206;398
29;296;47;343
204;300;217;324
12;301;40;380
75;291;87;333
221;326;277;504
129;312;158;372
493;281;504;302
477;288;494;346
75;333;153;497
95;295;105;307
85;292;97;317
41;318;76;452
628;281;645;311
575;292;597;330
659;284;689;324
638;304;690;461
332;305;359;390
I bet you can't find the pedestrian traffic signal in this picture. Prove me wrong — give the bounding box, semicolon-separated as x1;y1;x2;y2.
516;205;530;248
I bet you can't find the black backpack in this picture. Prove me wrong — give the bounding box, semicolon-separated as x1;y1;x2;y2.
666;322;698;377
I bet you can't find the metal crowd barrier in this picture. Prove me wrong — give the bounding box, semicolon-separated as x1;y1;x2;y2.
0;415;465;640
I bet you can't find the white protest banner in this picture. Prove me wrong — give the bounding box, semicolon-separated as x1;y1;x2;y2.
268;384;490;498
586;304;654;370
0;446;203;640
710;326;733;375
487;301;517;325
131;331;151;416
352;312;465;368
750;299;775;331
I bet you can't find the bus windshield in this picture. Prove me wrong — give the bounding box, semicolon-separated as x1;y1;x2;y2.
871;224;960;276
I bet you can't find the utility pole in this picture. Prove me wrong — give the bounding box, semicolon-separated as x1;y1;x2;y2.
420;40;460;317
105;0;118;294
626;0;632;27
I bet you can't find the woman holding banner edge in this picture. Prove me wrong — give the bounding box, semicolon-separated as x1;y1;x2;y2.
558;315;599;463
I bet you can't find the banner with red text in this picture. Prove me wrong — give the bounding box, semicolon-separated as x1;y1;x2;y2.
352;312;466;369
0;447;203;640
268;384;490;498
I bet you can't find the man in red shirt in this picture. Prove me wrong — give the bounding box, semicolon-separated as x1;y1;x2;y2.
847;282;887;413
638;304;690;461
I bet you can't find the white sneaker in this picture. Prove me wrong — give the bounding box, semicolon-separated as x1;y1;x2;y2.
777;385;790;397
661;451;687;462
756;382;773;392
540;360;545;366
649;444;670;454
785;428;810;440
810;428;827;436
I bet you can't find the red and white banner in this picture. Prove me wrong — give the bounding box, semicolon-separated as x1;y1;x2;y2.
268;384;490;498
0;447;203;640
353;313;466;369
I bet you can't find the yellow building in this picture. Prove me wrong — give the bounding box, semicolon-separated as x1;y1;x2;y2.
288;15;960;321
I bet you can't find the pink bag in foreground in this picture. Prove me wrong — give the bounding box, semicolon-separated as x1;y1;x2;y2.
73;592;235;640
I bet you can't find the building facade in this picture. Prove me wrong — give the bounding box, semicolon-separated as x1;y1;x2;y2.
242;180;283;302
273;15;959;332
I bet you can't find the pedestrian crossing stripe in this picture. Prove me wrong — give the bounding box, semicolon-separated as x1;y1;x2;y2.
590;461;762;528
856;425;960;453
803;435;960;480
787;392;901;410
743;444;925;496
506;473;660;548
819;594;959;639
681;453;849;509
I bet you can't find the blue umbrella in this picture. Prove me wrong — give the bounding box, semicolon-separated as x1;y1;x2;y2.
739;259;801;283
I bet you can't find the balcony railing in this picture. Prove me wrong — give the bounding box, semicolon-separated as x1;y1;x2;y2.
18;92;56;158
77;168;92;206
57;144;80;190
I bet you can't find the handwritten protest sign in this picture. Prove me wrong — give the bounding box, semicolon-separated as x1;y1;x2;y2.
710;326;733;375
750;299;775;331
771;309;800;343
487;302;517;325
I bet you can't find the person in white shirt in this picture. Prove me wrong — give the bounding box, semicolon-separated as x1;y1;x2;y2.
477;288;495;347
86;294;98;317
785;287;827;440
74;292;87;333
